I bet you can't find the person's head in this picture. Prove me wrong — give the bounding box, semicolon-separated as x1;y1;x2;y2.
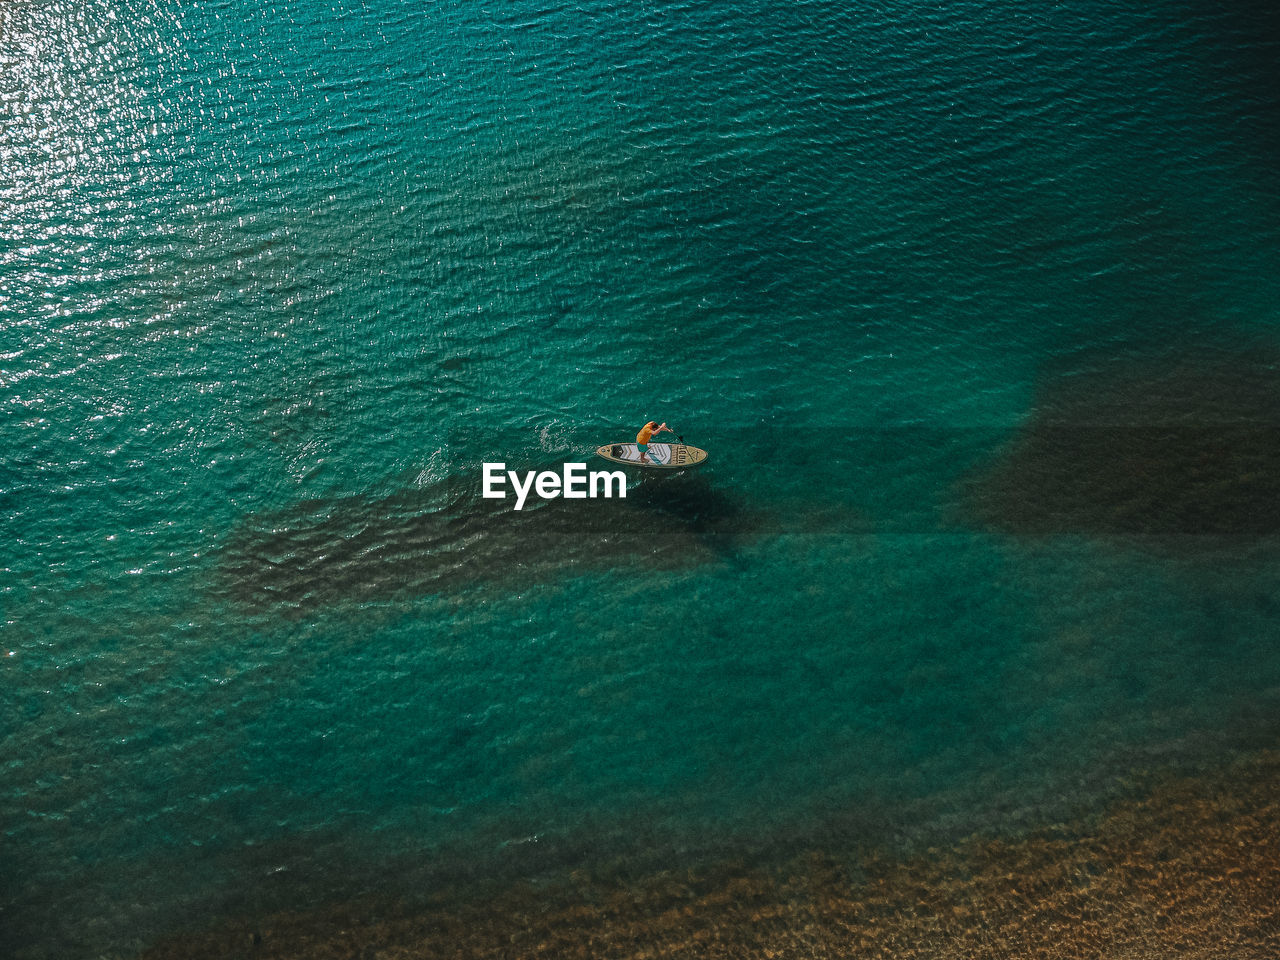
645;421;657;429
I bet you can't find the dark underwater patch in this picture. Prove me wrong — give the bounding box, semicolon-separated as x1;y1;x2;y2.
215;472;771;613
962;355;1280;537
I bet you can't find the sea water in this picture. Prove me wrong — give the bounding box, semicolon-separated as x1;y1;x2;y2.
4;0;1280;955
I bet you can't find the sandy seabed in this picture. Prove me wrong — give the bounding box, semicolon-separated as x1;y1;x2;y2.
142;750;1280;960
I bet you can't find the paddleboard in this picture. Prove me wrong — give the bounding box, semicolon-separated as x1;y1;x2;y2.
595;442;709;469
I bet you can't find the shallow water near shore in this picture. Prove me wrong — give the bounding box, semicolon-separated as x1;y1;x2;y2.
4;0;1280;956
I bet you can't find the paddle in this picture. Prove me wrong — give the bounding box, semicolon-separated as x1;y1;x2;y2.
619;423;686;444
630;423;684;443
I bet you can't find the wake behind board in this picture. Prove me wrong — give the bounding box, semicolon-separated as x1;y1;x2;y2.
595;442;708;469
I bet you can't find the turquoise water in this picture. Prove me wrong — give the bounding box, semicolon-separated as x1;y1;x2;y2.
4;0;1280;955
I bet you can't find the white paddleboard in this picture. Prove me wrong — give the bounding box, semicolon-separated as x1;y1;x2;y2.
595;442;709;469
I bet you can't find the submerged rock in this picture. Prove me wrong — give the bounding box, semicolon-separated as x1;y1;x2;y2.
963;353;1280;537
215;472;772;613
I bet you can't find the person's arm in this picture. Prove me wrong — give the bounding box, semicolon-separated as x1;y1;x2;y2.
657;423;673;435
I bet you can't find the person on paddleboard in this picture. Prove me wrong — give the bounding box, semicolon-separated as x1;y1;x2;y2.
636;420;673;463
